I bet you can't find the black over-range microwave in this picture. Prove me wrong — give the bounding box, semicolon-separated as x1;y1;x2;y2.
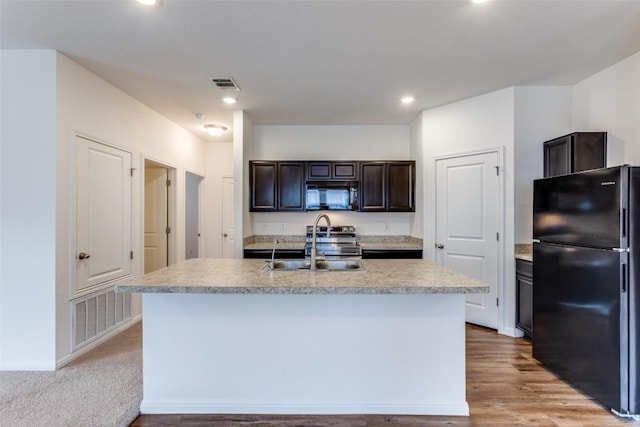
305;181;358;211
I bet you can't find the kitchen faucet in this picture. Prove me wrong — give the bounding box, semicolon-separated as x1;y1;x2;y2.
310;213;331;270
269;239;279;270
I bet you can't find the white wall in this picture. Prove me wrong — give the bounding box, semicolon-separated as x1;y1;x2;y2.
204;142;233;258
573;51;640;166
251;125;416;236
253;125;410;160
1;50;207;369
421;87;516;336
234;110;255;257
55;53;206;363
512;52;640;244
1;50;58;370
513;86;573;243
409;116;424;239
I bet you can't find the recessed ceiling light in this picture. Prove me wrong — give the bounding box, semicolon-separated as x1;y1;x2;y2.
136;0;161;6
222;97;237;104
204;124;227;137
401;96;415;104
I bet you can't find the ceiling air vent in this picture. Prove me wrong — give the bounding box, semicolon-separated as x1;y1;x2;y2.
211;77;241;91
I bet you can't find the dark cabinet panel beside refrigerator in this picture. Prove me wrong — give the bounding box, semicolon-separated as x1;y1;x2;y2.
533;165;640;418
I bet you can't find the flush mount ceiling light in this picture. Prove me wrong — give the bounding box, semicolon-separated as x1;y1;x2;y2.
204;124;227;137
471;0;488;3
401;96;415;104
136;0;162;6
222;97;238;104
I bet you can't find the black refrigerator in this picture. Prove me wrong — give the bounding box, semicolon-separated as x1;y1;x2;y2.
533;165;640;418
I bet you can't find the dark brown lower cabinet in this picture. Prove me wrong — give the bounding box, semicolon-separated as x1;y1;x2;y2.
516;258;533;338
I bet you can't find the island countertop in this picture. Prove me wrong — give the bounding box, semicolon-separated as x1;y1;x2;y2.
116;258;489;295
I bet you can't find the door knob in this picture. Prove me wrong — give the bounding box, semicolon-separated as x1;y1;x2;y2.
223;233;228;237
435;243;444;249
78;252;90;260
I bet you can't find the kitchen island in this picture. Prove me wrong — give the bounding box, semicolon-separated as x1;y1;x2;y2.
116;258;488;416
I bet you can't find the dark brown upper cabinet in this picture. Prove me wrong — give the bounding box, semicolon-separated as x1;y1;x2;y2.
251;160;415;213
249;161;305;212
277;162;305;211
250;161;277;211
387;162;415;212
359;162;386;211
359;161;415;212
543;132;607;178
307;161;358;181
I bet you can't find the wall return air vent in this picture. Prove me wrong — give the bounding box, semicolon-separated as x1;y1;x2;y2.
211;77;241;91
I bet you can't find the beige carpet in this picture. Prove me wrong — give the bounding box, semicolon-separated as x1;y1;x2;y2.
0;321;142;427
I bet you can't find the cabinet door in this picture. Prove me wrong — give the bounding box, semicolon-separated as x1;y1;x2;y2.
307;162;331;180
543;136;571;177
250;161;277;211
573;132;606;173
278;162;305;211
359;162;386;211
332;162;358;180
387;161;415;211
516;273;533;338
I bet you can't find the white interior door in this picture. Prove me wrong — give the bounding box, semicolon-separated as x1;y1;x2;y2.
75;135;132;293
144;164;168;273
221;177;234;258
435;151;500;329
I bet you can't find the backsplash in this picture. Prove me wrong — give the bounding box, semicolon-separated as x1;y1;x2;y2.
515;244;532;254
245;234;423;246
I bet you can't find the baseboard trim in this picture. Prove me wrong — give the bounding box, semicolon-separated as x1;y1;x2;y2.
499;326;524;338
56;315;141;369
140;400;470;416
0;361;56;371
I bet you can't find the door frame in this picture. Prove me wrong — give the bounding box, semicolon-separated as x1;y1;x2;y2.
430;146;506;334
220;175;234;258
143;157;177;269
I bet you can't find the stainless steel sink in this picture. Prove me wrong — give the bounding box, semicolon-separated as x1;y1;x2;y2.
260;259;365;272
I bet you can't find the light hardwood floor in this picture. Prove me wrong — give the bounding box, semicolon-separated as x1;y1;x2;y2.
131;324;633;426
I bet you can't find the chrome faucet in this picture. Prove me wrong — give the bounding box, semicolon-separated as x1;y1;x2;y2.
310;213;331;270
269;239;279;270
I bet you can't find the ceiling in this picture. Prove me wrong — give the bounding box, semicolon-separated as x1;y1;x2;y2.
2;1;639;143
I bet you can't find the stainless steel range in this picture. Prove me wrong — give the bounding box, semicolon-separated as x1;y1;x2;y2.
304;225;362;259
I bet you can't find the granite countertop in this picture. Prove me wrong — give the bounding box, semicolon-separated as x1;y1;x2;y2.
515;253;533;262
116;258;488;295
